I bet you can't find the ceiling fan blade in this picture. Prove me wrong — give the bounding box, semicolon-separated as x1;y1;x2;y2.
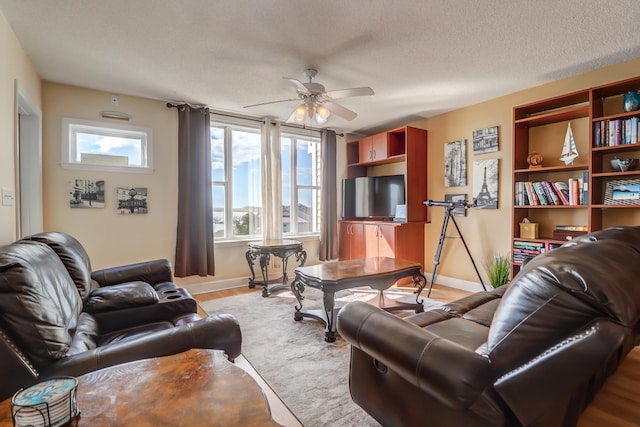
324;86;374;99
323;101;358;121
284;77;311;95
243;98;299;108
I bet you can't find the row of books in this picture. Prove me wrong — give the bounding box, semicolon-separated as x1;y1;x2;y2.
593;117;640;147
512;240;546;263
515;174;588;206
513;240;565;263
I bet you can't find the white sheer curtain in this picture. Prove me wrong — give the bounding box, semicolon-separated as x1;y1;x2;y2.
260;121;282;242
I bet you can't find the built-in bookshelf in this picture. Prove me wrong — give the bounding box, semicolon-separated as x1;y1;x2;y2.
512;76;640;277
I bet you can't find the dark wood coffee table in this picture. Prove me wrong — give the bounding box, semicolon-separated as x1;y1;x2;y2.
0;349;282;427
291;257;427;342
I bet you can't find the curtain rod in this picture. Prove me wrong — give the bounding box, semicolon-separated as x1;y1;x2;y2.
166;102;343;136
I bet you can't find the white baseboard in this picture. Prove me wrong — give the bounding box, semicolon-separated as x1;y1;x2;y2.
183;277;248;295
424;271;487;293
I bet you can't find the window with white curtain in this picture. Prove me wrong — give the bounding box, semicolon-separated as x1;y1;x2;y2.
210;114;321;241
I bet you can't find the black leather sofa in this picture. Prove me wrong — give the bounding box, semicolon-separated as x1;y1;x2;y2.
0;232;242;401
337;225;640;427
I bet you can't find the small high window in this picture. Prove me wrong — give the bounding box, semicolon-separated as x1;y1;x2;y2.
61;118;153;173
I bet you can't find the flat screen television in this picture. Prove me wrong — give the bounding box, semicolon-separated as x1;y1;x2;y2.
342;175;405;220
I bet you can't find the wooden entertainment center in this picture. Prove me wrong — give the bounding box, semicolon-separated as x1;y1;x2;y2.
340;126;428;266
512;75;640;277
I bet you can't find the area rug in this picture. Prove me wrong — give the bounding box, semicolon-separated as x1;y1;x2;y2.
200;287;443;427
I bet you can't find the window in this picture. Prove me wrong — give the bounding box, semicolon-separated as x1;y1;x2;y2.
211;115;321;241
61;118;153;173
281;130;321;235
211;118;262;240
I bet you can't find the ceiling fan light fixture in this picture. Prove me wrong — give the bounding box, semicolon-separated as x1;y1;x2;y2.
293;104;307;123
315;104;330;124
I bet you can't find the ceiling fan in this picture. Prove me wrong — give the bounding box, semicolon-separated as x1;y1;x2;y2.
244;68;374;124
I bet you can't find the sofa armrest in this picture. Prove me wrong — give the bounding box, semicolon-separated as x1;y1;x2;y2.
91;259;173;287
41;314;242;380
337;301;491;409
494;320;627;426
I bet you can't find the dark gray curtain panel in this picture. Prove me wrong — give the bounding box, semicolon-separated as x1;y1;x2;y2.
174;105;214;277
319;129;339;261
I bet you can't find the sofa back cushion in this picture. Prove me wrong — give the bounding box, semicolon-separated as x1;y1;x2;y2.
23;232;98;300
487;231;640;373
0;241;83;368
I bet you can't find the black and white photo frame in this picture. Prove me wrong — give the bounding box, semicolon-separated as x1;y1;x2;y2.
472;126;499;155
444;139;467;187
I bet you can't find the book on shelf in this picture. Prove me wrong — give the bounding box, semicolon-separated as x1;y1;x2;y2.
554;225;588;231
515;180;585;206
593;117;640;147
552;182;570;205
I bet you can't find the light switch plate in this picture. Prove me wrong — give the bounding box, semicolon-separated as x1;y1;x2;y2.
2;187;15;206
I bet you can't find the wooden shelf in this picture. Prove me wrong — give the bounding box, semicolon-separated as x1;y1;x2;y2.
511;75;640;278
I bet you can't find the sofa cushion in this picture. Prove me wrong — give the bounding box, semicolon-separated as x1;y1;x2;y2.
84;281;158;314
68;312;99;355
23;232;98;300
0;241;83;368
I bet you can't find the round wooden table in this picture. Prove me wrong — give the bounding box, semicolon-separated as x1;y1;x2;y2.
0;349;282;427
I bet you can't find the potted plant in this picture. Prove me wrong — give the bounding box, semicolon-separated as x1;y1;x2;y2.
484;254;511;288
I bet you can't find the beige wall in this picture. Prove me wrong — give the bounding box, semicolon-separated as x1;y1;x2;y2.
0;10;41;244
6;10;639;288
404;57;640;287
42;82;320;283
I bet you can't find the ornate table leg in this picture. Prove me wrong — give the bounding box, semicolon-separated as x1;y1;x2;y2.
259;253;270;297
246;249;259;289
295;248;307;267
322;291;337;342
291;277;305;319
412;272;428;310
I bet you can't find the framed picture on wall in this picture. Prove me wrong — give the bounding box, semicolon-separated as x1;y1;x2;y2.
444;139;467;187
472;159;498;209
117;187;148;214
473;126;499;154
445;193;468;216
69;179;105;208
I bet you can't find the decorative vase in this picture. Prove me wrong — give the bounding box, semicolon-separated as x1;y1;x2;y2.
623;91;640;112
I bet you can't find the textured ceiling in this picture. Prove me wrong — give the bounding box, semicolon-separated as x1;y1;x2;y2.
2;0;640;135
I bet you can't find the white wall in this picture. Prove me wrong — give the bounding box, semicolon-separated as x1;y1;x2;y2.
0;10;41;244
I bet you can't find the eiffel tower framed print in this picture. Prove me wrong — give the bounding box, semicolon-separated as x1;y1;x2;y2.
472;159;498;209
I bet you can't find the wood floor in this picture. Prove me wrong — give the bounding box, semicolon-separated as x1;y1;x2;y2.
194;284;640;426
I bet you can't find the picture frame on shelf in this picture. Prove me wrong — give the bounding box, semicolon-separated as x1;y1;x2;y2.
604;179;640;205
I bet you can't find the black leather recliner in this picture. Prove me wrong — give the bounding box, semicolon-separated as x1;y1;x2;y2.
0;232;242;401
337;226;640;427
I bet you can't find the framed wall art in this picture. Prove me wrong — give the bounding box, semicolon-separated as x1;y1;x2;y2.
117;187;149;214
444;139;467;187
445;193;468;216
472;159;498;209
473;126;499;155
69;179;105;208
